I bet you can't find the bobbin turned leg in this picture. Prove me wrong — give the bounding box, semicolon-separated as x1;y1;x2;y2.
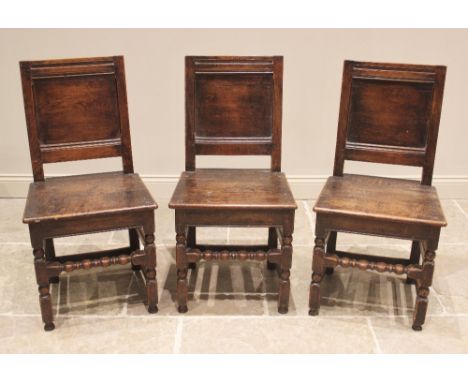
278;229;293;314
325;231;337;275
144;233;158;313
267;227;278;270
176;226;188;313
309;237;326;316
33;245;55;331
45;238;59;284
187;226;197;270
412;245;436;331
129;228;141;272
406;241;420;284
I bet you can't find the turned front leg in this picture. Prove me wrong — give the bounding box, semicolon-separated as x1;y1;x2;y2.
144;233;158;313
176;230;188;313
412;245;436;331
278;234;292;314
33;247;55;331
309;237;326;316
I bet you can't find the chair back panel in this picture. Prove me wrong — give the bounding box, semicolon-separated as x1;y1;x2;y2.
333;61;446;185
20;56;133;181
185;56;283;171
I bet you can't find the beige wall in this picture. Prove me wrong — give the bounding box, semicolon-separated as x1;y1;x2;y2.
0;29;467;198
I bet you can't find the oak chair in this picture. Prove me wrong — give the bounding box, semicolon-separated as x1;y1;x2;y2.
20;56;158;331
169;56;297;314
309;60;447;331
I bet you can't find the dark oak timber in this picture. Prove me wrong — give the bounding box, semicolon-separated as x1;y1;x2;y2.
309;61;447;331
170;56;297;314
20;56;158;331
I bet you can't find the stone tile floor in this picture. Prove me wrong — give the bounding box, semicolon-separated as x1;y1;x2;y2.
1;198;467;353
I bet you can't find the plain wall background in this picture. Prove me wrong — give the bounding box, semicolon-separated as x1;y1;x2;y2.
1;29;467;198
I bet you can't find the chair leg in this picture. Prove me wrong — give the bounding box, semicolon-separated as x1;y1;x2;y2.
44;238;59;284
176;229;188;313
187;227;197;270
278;232;292;314
267;227;278;270
406;240;421;284
325;231;337;275
412;247;436;331
129;228;141;271
33;247;55;331
143;233;158;314
309;237;326;316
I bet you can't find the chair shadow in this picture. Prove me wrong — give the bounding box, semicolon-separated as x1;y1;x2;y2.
319;267;417;318
49;244;147;316
161;245;294;314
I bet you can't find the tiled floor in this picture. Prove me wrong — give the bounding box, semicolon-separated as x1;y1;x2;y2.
1;198;467;353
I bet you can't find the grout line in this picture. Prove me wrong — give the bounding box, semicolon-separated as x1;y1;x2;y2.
120;275;137;317
366;317;383;354
65;276;70;316
336;243;415;248
262;291;270;316
430;287;448;315
453;200;468;219
1;242;31;246
302;200;315;232
0;241;173;247
2;241;468;247
107;231;116;245
192;292;278;296
55;281;62;318
3;312;468;320
320;295;416;312
172;317;183;354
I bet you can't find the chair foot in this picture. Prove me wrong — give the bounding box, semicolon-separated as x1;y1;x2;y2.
308;308;319;316
44;322;55;331
178;305;188;314
148;305;158;314
412;324;423;331
405;277;415;285
278;306;288;314
325;267;334;275
188;262;196;270
132;264;141;272
266;260;276;270
49;276;60;284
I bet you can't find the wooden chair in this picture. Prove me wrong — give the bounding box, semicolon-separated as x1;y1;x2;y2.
309;61;447;330
20;56;158;331
169;56;297;314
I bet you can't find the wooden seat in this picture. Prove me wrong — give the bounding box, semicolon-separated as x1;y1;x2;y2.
169;56;297;314
309;61;447;331
169;169;296;210
315;175;446;226
24;172;156;223
20;56;158;331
